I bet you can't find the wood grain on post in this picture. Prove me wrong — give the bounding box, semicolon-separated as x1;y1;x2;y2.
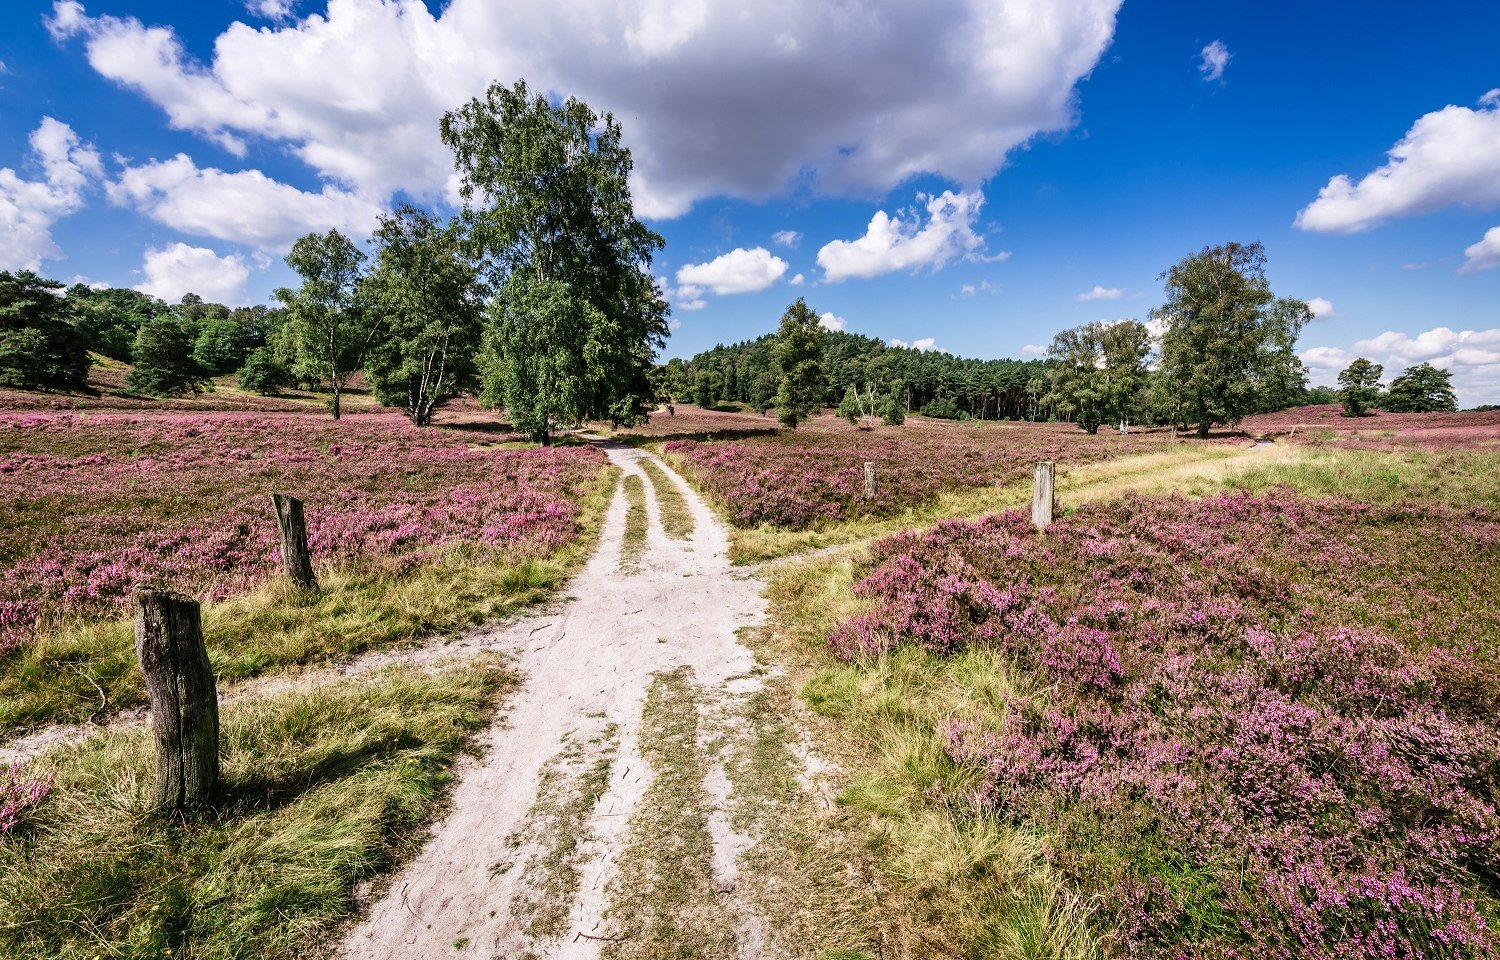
863;461;877;499
271;493;317;589
133;588;219;811
1032;461;1055;531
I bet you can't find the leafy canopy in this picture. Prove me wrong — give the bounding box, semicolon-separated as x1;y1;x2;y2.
1337;357;1384;417
275;229;377;420
0;271;90;391
1383;362;1456;413
441;79;668;442
772;298;826;429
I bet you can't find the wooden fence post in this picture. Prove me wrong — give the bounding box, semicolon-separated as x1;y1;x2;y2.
1032;461;1055;531
134;588;219;811
271;493;317;589
863;461;877;498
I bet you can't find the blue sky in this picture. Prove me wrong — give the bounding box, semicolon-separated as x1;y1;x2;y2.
2;0;1498;403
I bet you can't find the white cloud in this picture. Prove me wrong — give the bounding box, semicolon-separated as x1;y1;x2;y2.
49;0;1123;218
675;246;788;298
889;336;947;353
134;242;251;305
1019;342;1047;357
0;117;102;270
788;272;805;286
772;229;802;247
1076;284;1121;301
107;154;383;251
247;0;296;19
1295;91;1500;234
1301;325;1500;405
1198;40;1230;82
817;190;1000;282
818;311;846;332
1307;296;1335;317
958;279;1000;297
1460;226;1500;274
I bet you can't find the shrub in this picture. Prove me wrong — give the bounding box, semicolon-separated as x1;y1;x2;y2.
236;347;291;395
125;319;209;396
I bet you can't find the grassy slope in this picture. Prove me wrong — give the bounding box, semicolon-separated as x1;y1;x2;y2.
751;443;1500;958
0;467;615;730
0;659;514;960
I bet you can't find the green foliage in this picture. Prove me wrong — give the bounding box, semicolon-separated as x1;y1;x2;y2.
123;318;208;396
750;371;777;416
364;206;483;426
1045;320;1152;433
1382;362;1456;413
276;228;376;420
235;347;290;395
693;368;723;408
837;384;862;424
1154;243;1308;435
442;79;668;439
67;284;170;362
192;314;251;375
920;395;967;420
662;357;692;401
0;271;90;391
1337;357;1384;417
880;387;906;425
772;298;826;428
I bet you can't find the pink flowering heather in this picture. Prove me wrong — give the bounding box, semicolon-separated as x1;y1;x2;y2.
0;410;606;651
1242;403;1500;450
0;764;53;835
831;490;1500;958
664;417;1214;530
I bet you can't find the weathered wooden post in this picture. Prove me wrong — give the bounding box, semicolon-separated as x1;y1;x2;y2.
270;493;317;589
134;588;219;811
863;461;877;499
1032;461;1055;531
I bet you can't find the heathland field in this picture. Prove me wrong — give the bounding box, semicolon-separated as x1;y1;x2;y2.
2;393;1498;960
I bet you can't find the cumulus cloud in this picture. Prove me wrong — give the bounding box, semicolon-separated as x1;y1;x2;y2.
107;154;384;251
1307;296;1335;318
889;336;947;353
1460;226;1500;274
1019;342;1047;357
772;229;802;247
49;0;1122;218
958;279;1000;297
1076;284;1121;300
135;242;251;304
817;190;1002;282
1295;91;1500;234
0;117;102;270
788;272;805;286
1198;40;1230;82
1301;325;1500;405
818;311;846;332
675;246;788;296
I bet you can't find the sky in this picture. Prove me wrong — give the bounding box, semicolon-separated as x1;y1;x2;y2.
2;0;1499;404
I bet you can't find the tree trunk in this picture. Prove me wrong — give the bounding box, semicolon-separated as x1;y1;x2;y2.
134;588;219;812
331;385;342;421
1197;421;1210;438
271;493;318;590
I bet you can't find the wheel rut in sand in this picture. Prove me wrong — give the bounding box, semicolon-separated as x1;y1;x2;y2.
340;442;771;959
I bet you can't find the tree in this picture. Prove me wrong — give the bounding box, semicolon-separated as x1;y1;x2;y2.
693;368;723;408
1337;358;1383;417
750;371;777;416
364;206;483;426
772;298;825;429
236;347;290;395
837;384;860;424
442;79;668;443
880;387;906;425
0;271;90;391
1044;323;1108;433
125;318;208;396
1100;320;1152;431
68;285;169;361
1154;243;1305;436
1251;298;1313;413
276;229;376;420
1383;362;1456;413
192;315;250;375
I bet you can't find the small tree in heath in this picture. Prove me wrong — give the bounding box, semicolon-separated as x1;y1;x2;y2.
1383;362;1456;413
1338;357;1384;417
772;298;825;429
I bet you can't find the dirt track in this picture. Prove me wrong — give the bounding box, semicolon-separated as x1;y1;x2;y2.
340;443;771;958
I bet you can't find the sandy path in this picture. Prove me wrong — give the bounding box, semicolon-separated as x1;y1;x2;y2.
339;443;769;959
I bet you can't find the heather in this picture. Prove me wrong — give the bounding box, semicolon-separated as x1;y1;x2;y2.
827;490;1500;958
0;764;52;836
1242;403;1500;450
663;417;1204;530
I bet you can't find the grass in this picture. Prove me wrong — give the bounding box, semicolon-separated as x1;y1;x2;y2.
505;724;620;942
620;473;649;571
0;467;615;732
639;458;695;540
758;554;1100;959
1219;445;1500;509
603;668;736;959
729;444;1273;565
0;658;515;960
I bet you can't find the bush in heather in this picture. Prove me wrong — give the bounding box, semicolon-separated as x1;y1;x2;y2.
125;318;209;396
829;490;1500;958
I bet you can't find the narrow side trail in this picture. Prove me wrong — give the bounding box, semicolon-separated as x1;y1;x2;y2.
341;443;770;959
